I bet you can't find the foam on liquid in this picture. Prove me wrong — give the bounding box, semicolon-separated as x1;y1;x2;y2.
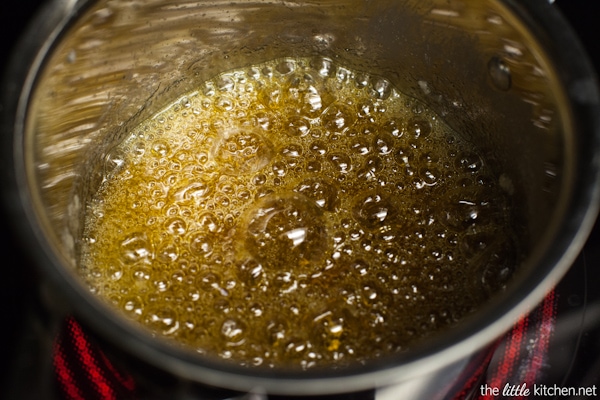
80;58;520;369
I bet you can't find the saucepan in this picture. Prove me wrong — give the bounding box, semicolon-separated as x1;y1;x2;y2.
1;0;599;398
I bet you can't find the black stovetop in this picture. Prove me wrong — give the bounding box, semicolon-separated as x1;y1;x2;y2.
1;1;599;399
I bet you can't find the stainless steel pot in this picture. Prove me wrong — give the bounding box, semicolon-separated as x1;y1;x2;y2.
2;0;600;398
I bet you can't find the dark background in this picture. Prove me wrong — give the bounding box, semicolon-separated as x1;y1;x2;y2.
0;0;598;398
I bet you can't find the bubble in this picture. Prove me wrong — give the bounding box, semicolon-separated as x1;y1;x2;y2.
309;140;328;156
356;100;374;119
306;160;322;173
327;152;352;173
273;271;299;294
241;192;329;267
272;160;287;177
357;156;383;181
419;166;441;186
286;116;311;137
281;143;303;158
374;133;394;154
145;308;179;335
123;296;144;317
249;303;263;317
189;234;214;259
311;57;335;77
362;281;380;303
322;103;355;132
151;140;170;157
197;211;221;233
197;272;221;292
418;151;439;165
382;118;403;137
267;318;289;345
104;148;127;177
152;278;170;292
455;152;483;174
358;122;377;137
390;154;408;173
180;96;192;108
212;128;274;175
218;182;235;196
132;141;146;157
254;111;278;131
284;337;310;356
383;247;400;262
348;228;363;241
352;259;369;276
171;270;185;284
407;118;432;139
165;217;187;235
236;258;264;285
157;241;179;263
371;78;393;100
164;173;180;188
353;191;399;230
350;138;371;155
237;189;251;201
310;127;325;139
215;74;235;92
220;318;247;345
285;71;331;117
294;178;339;212
215;95;235;111
252;173;267;186
275;59;296;75
120;233;152;264
107;263;123;281
354;72;370;88
336;67;351;82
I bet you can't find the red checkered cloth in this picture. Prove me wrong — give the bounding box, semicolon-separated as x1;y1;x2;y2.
53;290;557;400
454;289;558;400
